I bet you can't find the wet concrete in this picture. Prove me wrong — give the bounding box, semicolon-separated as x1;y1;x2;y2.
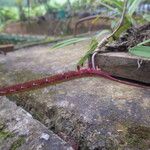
0;41;150;149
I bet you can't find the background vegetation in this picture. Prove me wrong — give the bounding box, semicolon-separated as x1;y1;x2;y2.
0;0;149;33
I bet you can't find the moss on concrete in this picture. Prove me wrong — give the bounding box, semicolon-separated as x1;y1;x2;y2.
0;131;13;140
125;126;150;149
10;136;26;150
0;122;14;140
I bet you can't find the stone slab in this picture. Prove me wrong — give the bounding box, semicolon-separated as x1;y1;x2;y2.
94;52;150;84
0;96;73;150
0;42;150;149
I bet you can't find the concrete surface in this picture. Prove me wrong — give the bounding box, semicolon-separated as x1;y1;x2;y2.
0;96;73;150
0;41;150;149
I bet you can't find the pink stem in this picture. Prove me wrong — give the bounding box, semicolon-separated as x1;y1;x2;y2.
0;69;148;96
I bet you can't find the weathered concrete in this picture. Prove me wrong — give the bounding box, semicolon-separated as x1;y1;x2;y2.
7;77;150;149
95;52;150;83
0;40;150;149
0;96;73;150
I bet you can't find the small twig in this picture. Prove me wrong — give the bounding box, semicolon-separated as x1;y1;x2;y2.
91;0;128;69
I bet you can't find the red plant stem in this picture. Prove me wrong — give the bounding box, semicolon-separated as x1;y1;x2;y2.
0;69;149;96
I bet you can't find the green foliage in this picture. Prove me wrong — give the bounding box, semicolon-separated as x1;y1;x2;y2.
137;39;150;46
0;7;19;30
129;39;150;58
143;14;150;22
0;0;68;23
0;7;19;23
53;30;111;66
99;0;138;28
71;0;94;10
54;0;149;67
129;45;150;58
77;38;98;67
53;37;90;49
32;6;46;16
23;6;46;17
99;0;123;12
95;29;111;38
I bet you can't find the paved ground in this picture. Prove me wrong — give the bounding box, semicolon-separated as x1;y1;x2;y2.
0;40;150;149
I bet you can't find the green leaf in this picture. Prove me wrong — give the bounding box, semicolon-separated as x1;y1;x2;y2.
96;29;111;38
77;38;98;66
102;0;123;11
129;46;150;58
114;18;131;38
143;14;150;22
99;1;117;12
128;0;142;16
52;37;90;49
137;39;150;46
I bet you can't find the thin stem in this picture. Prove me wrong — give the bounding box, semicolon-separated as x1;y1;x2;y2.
91;0;128;69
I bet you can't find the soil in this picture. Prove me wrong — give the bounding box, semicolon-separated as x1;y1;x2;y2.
105;23;150;52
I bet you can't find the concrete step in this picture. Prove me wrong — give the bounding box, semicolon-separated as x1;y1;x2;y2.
0;43;149;149
0;96;73;150
94;52;150;84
